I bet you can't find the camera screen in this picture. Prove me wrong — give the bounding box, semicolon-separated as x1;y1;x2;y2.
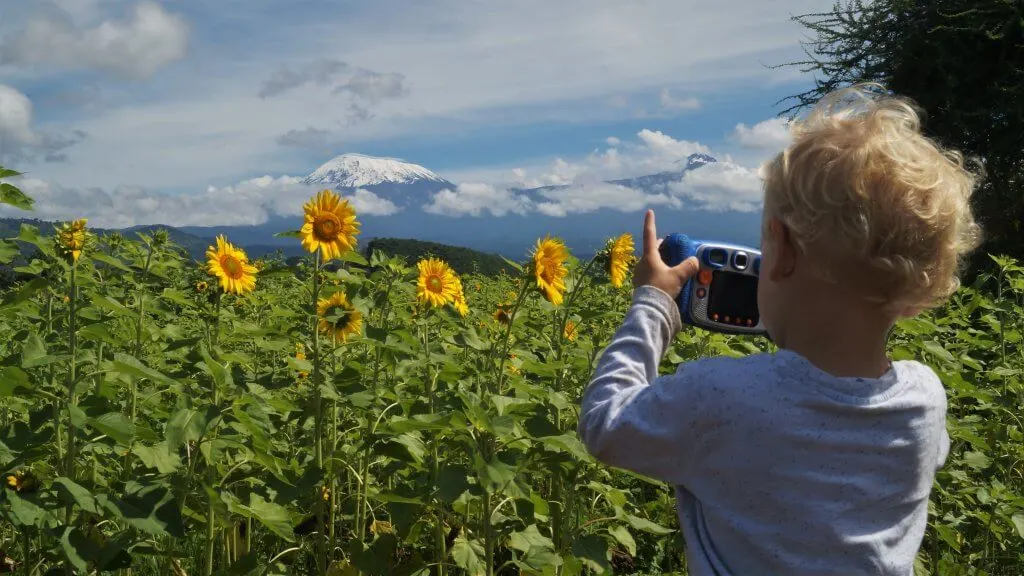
707;270;759;325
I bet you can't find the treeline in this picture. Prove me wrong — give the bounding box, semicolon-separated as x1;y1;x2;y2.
362;237;518;276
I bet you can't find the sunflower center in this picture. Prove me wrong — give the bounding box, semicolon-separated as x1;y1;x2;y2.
220;255;244;279
326;305;350;327
539;258;559;283
427;274;443;294
314;214;342;241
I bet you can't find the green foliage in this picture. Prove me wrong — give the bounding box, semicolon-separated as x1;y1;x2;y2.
365;238;518;277
0;222;1019;576
0;166;33;212
779;0;1024;261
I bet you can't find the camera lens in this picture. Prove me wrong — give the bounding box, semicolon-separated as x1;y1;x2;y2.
733;252;748;270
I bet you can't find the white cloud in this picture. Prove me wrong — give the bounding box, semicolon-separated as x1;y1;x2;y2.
534;181;681;218
435;127;767;217
0;85;87;164
605;137;620;146
348;188;399;216
635;130;711;168
1;1;189;79
0;174;398;228
732;117;792;150
659;88;701;112
672;162;764;212
423;183;531;217
0;85;40;147
1;0;829;191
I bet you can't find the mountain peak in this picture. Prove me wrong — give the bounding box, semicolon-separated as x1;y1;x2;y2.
303;153;451;188
684;153;717;170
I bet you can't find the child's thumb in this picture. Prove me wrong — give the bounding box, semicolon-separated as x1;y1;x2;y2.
673;256;700;281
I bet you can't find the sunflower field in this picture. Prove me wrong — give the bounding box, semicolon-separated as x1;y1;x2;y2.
0;182;1022;575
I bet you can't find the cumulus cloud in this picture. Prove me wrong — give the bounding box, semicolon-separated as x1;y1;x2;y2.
423;183;531;217
258;59;350;99
659;88;701;112
732;117;792;150
434;128;763;218
605;137;620;146
347;188;399;216
672;162;764;212
0;175;398;228
0;85;86;164
533;181;681;218
1;1;189;79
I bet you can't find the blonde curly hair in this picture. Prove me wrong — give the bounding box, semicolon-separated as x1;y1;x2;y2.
761;83;982;313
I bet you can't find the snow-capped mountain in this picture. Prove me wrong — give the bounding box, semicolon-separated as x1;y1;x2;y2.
181;151;761;258
302;153;456;209
304;153;454;189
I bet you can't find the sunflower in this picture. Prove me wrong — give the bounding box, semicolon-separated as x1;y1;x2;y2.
196;281;208;293
370;520;394;536
451;275;469;317
494;304;512;325
531;236;569;305
56;218;88;263
608;233;635;288
295;343;308;380
4;470;37;493
205;235;258;295
507;354;521;376
416;258;458;308
317;292;362;342
564;319;578;342
300;189;361;261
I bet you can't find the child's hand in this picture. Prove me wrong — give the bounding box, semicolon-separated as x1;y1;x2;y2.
632;209;700;298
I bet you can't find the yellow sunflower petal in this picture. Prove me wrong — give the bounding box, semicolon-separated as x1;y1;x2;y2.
531;236;569;305
416;258;458;308
609;233;635;288
205;235;258;295
300;189;361;261
317;291;362;342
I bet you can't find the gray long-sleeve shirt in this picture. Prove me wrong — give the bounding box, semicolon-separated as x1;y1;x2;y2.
578;286;950;575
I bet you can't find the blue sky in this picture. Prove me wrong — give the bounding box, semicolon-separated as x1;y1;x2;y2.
0;0;831;227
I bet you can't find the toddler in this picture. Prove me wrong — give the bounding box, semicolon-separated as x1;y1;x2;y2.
578;84;982;575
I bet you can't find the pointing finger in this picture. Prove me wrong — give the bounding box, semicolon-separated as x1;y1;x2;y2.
643;209;658;259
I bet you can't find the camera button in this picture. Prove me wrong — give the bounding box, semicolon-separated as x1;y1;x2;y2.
696;288;706;298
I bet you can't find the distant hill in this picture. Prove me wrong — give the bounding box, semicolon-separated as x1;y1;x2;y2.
0;218;212;258
0;217;520;278
364;238;517;276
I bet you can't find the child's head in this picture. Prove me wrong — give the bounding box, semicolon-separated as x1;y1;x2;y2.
756;84;982;341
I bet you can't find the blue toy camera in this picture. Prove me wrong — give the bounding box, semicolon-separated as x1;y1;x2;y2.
658;234;767;336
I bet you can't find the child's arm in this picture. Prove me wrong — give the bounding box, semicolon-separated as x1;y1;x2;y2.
578;284;707;485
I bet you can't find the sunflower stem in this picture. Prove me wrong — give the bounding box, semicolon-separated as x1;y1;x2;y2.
422;316;447;576
63;262;78;576
204;290;223;576
312;251;327;571
493;280;531;397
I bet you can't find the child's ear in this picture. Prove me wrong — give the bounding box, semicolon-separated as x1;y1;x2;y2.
766;217;797;281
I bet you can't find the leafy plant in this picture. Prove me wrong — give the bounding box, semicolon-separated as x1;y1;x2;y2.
0;190;1019;574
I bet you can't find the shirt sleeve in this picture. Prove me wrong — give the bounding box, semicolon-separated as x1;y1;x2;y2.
577;284;709;486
